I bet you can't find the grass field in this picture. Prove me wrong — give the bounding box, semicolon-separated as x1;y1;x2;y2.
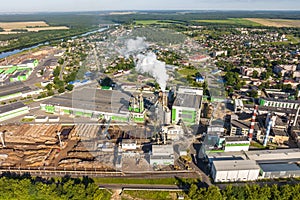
0;21;69;33
123;190;183;200
193;18;262;26
245;18;300;28
178;68;198;76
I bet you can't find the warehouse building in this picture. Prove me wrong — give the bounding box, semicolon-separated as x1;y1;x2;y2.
259;163;300;178
150;145;174;166
211;160;260;182
40;88;145;123
0;102;29;122
245;149;300;163
0;82;43;102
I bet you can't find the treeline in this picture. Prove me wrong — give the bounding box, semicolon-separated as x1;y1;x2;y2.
103;11;300;24
0;28;93;53
188;184;300;200
0;174;111;200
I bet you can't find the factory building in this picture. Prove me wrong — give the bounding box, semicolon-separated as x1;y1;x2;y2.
9;70;32;82
0;102;29;122
171;87;202;125
211;160;260;183
259;163;300;178
208;149;300;181
0;63;37;83
0;82;42;102
40;88;147;123
161;125;184;141
150;145;174;166
224;136;250;152
259;98;300;110
21;59;39;68
245;149;300;163
128;93;145;123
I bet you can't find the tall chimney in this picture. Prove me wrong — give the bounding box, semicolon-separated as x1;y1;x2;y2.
264;113;273;147
249;105;258;141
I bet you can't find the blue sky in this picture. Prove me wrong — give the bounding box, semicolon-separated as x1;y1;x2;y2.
0;0;299;12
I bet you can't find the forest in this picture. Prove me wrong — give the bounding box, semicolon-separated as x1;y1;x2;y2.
0;174;299;200
0;174;111;200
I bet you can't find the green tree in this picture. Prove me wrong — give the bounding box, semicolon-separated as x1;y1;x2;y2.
45;83;53;91
47;90;54;96
252;70;259;78
58;87;65;93
65;84;74;91
53;66;61;77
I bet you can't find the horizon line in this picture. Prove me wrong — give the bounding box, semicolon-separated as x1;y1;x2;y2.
0;9;300;15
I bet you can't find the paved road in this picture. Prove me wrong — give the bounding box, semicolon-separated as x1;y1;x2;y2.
0;168;198;179
99;183;188;191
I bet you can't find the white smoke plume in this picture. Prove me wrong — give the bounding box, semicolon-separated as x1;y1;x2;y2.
120;37;148;58
136;52;169;92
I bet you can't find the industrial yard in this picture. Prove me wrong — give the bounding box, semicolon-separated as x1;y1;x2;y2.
0;124;124;171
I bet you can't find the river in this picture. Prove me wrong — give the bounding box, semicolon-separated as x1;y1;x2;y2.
0;27;109;60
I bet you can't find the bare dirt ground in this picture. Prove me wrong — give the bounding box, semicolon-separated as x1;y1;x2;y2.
0;21;69;33
245;18;300;28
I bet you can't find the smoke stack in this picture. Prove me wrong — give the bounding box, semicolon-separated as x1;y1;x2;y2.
162;92;168;108
264;113;273;147
249;105;258;141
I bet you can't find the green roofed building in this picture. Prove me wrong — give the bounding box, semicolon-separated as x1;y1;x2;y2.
9;70;32;82
4;66;18;74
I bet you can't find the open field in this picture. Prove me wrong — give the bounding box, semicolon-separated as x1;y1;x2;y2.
134;20;180;25
0;21;48;29
245;18;300;28
123;190;183;200
0;21;69;33
193;18;262;26
177;68;198;76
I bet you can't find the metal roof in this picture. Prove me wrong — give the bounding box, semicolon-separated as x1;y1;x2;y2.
245;149;300;163
259;163;300;172
43;88;131;114
0;102;27;114
173;93;202;109
213;160;260;171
